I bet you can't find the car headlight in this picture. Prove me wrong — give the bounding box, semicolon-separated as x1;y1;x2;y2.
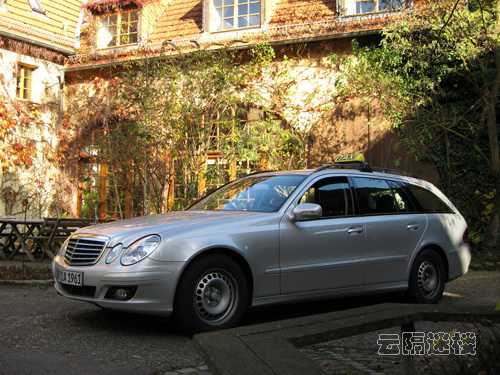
58;237;70;257
120;235;161;266
105;244;123;264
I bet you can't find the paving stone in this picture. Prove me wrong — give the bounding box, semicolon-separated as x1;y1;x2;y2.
301;322;500;375
177;368;198;374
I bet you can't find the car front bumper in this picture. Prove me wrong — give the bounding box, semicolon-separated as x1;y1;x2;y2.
52;255;185;316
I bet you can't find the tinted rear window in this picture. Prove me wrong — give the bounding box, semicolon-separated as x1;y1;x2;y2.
352;177;399;215
407;184;453;213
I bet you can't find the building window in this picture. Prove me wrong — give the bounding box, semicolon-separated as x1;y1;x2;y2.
28;0;45;14
16;64;35;101
341;0;405;16
97;10;139;49
214;0;261;31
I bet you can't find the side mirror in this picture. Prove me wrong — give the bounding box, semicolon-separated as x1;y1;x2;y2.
289;203;322;222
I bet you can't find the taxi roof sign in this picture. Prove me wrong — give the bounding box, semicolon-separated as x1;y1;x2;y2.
316;153;372;173
335;153;366;164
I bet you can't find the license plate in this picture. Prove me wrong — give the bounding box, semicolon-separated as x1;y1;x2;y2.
58;270;83;287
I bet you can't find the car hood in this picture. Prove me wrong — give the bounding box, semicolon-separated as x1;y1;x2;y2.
76;210;265;245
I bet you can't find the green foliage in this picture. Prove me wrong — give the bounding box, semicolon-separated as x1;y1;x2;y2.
333;0;498;247
66;44;305;215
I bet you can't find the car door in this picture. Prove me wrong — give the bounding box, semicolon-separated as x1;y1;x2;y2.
350;177;427;285
279;175;368;294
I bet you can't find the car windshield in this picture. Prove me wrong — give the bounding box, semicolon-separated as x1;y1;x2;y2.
190;175;307;213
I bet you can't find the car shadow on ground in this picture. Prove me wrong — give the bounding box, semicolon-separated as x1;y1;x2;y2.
243;292;405;326
68;306;180;335
67;292;407;336
66;289;470;337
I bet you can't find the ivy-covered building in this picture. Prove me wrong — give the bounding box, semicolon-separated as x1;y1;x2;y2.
1;0;437;220
0;0;82;217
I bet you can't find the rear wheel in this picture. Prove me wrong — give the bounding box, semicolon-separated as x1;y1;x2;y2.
407;249;446;304
174;254;249;333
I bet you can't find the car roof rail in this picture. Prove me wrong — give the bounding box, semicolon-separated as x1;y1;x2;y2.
315;161;373;173
315;163;416;177
370;167;414;177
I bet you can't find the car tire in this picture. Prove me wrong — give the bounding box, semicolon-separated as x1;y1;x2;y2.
174;254;250;333
407;249;446;304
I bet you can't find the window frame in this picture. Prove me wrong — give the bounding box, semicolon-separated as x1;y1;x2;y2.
211;0;263;33
339;0;407;17
28;0;45;14
16;63;36;101
97;9;140;49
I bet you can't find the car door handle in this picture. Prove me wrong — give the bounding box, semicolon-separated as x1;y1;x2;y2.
347;227;364;235
407;224;420;231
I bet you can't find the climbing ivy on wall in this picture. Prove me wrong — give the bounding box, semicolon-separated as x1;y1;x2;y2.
62;44;306;217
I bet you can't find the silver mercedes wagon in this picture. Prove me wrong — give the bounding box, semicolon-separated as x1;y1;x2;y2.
53;162;471;332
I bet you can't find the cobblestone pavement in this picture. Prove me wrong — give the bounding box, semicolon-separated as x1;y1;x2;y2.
301;322;500;375
301;271;500;375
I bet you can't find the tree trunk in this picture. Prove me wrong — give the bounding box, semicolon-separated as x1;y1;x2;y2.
485;0;500;248
98;163;108;221
197;155;207;198
162;152;176;211
124;169;134;218
229;159;237;181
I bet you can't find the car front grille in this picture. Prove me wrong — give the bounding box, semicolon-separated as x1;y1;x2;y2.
64;237;107;266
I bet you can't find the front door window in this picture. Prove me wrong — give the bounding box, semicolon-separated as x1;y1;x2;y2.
299;177;353;218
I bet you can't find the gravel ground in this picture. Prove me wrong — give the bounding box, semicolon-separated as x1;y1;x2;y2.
0;271;498;375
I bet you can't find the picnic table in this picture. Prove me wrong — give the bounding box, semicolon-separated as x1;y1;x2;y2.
0;217;95;261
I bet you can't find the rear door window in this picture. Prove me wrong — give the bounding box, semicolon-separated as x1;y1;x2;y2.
406;184;453;213
388;180;416;213
352;177;399;215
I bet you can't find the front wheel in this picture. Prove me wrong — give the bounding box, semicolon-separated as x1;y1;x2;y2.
174;254;250;333
407;249;446;304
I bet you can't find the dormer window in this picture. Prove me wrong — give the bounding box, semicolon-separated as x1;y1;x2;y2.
97;9;139;49
213;0;261;31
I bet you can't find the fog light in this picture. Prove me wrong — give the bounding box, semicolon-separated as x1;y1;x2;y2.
115;288;128;300
105;286;137;301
